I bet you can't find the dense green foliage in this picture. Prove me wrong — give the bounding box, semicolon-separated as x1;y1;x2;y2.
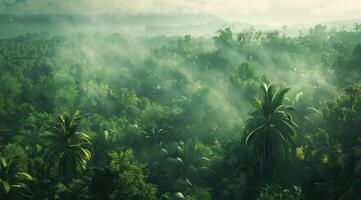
1;25;361;199
0;158;33;199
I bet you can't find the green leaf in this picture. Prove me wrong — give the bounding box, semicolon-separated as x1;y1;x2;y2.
0;181;10;194
245;125;265;146
307;107;321;114
276;105;296;111
15;172;33;181
261;82;268;93
271;88;290;111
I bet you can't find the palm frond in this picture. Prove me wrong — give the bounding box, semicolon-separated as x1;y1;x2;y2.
245;125;266;146
15;172;33;181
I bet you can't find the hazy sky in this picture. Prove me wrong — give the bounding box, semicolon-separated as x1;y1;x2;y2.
1;0;361;24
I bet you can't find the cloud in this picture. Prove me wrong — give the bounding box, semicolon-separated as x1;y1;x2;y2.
1;0;361;23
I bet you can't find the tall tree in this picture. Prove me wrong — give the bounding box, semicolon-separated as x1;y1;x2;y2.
44;111;92;182
243;83;298;178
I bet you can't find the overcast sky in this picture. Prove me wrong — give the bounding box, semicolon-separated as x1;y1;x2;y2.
1;0;361;24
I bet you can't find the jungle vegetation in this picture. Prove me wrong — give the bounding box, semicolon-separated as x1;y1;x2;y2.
1;24;361;199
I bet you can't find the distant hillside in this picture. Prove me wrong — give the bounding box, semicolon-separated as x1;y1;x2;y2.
0;14;360;38
0;14;219;25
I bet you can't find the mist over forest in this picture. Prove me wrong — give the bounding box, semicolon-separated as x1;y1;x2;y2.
1;13;360;38
1;1;361;200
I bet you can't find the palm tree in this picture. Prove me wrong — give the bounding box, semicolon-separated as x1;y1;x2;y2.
243;83;298;177
44;111;92;182
0;157;33;199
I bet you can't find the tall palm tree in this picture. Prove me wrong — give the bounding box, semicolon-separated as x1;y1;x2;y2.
243;83;298;177
44;111;92;182
0;157;33;199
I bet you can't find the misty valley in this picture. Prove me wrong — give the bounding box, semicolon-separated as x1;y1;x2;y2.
1;13;361;200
